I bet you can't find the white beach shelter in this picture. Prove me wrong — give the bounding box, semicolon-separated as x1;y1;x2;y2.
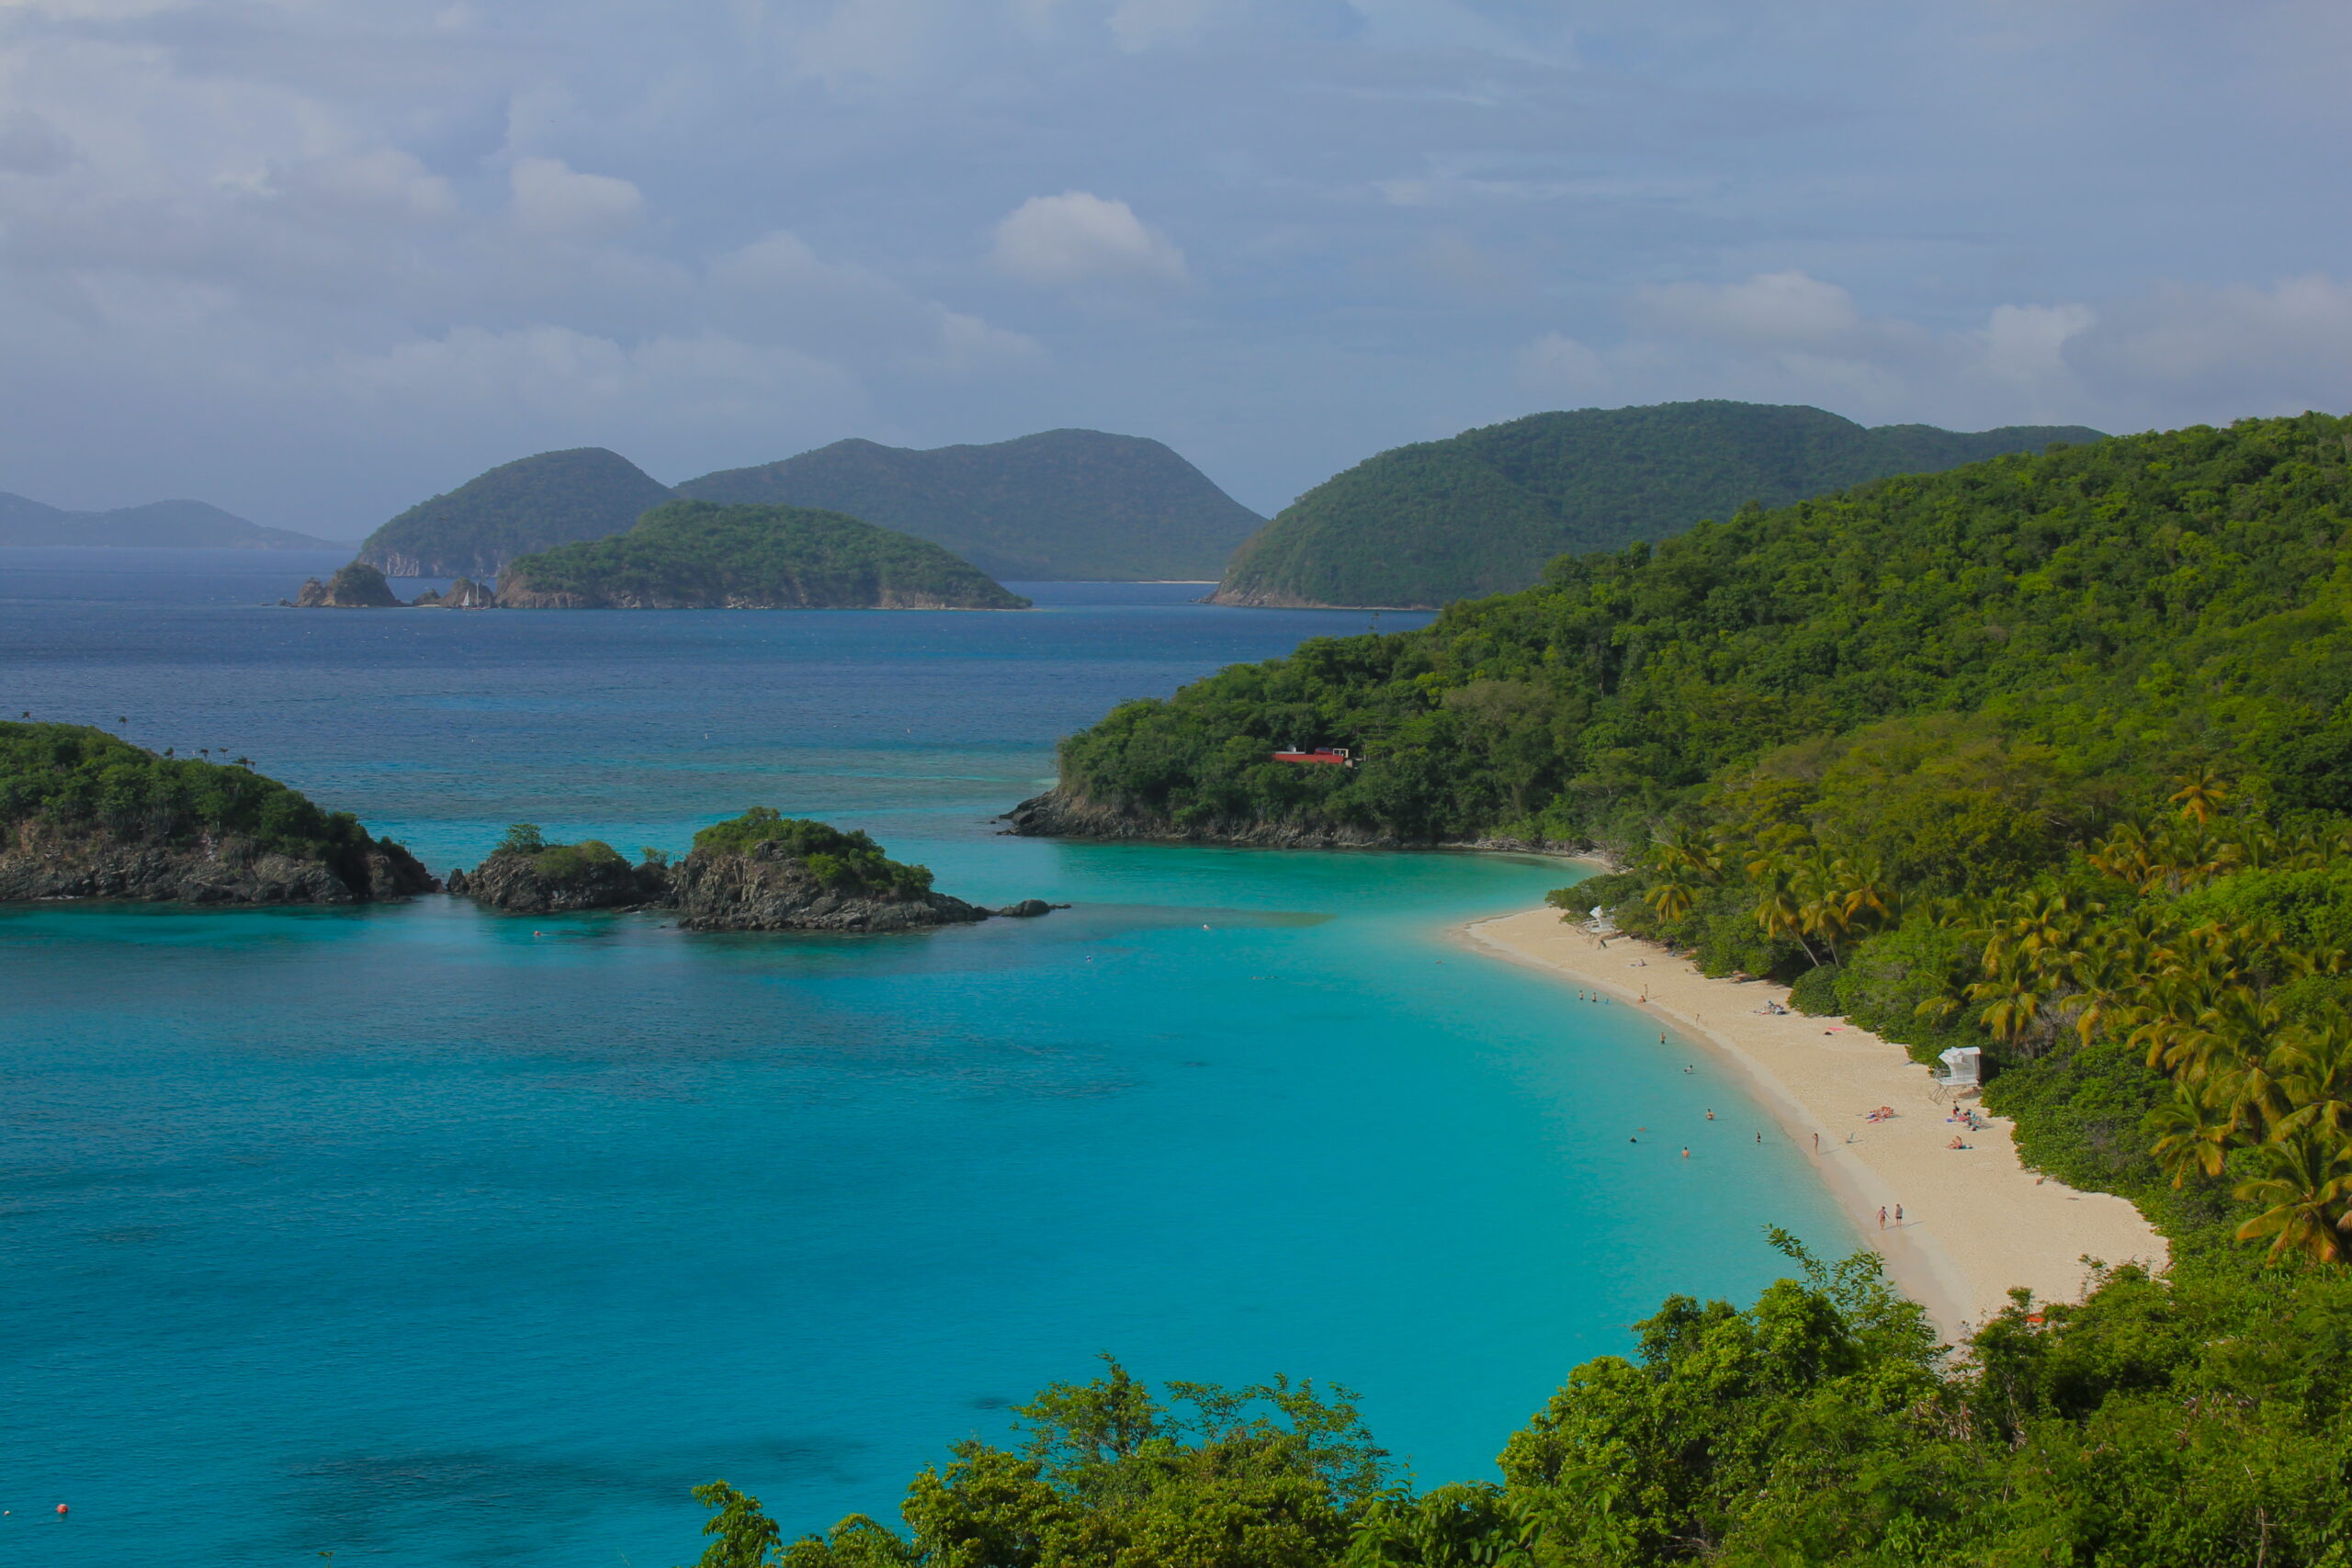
1939;1046;1983;1089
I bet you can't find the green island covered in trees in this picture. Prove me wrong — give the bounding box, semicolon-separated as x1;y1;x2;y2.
838;410;2352;1565
0;721;431;902
1209;400;2106;610
494;500;1029;610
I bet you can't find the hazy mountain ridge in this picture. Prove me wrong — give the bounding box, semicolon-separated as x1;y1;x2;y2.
0;491;341;549
673;429;1265;581
353;448;675;579
1211;400;2110;609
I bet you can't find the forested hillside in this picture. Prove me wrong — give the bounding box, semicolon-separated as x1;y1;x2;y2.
494;500;1029;609
1210;400;2105;609
355;447;673;577
674;429;1264;581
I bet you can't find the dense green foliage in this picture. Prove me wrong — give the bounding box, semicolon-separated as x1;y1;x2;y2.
498;501;1029;609
492;821;633;881
687;1238;2352;1566
0;491;337;548
355;446;674;577
1213;400;2105;608
1066;413;2350;850
0;721;397;876
676;430;1265;582
691;807;935;892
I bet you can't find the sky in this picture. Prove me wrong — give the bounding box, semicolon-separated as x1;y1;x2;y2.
2;0;2348;538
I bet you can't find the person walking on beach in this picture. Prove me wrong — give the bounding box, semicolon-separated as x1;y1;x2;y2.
1894;1204;1903;1225
1877;1206;1887;1229
1813;1133;1819;1153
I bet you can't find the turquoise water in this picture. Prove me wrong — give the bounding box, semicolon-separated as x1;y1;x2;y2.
0;552;1849;1564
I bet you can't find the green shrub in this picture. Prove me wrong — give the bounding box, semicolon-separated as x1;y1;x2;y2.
691;807;933;893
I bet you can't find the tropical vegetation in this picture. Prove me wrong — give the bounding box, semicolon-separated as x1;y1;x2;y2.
1210;400;2105;608
692;807;937;894
0;720;411;881
684;1235;2352;1566
497;501;1030;610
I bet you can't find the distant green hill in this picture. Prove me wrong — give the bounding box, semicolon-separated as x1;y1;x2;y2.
0;491;340;548
355;448;674;578
673;429;1264;581
494;500;1030;610
1211;401;2109;609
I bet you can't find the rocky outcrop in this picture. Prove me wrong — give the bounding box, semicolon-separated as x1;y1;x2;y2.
1001;788;1403;848
293;562;403;607
447;847;668;913
0;821;437;905
413;577;494;608
668;840;990;931
1001;788;1579;855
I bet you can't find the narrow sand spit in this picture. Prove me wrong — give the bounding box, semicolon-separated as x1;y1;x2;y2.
1461;908;2167;1340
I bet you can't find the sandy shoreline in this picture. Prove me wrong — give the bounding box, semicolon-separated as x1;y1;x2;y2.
1459;908;2167;1339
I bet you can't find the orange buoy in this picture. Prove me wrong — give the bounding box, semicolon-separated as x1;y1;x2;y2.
57;1504;68;1515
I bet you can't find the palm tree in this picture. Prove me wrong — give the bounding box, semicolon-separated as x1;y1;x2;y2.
1645;879;1696;923
2273;1023;2352;1141
2169;766;2232;827
2232;1131;2352;1263
2148;1089;2239;1186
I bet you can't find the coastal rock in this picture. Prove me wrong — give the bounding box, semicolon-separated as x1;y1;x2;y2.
669;839;989;931
0;820;437;905
294;562;403;608
1001;788;1401;848
1001;788;1588;856
995;898;1063;917
452;845;669;913
412;577;494;608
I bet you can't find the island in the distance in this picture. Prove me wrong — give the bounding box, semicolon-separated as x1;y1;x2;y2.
492;499;1030;610
448;809;1058;931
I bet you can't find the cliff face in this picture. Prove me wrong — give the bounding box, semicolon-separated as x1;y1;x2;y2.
0;821;437;905
668;840;989;931
447;849;669;912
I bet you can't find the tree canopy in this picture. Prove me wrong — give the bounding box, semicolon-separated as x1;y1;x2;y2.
497;501;1029;610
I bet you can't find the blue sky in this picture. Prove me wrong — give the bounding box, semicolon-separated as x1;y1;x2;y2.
2;0;2346;536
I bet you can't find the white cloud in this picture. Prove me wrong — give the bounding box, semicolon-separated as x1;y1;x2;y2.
508;156;642;239
989;190;1187;288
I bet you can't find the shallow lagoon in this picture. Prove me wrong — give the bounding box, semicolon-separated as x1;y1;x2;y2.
0;555;1848;1564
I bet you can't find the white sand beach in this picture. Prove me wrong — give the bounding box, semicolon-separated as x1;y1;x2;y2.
1461;908;2168;1339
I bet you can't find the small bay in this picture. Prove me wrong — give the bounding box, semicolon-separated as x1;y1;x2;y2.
0;550;1849;1565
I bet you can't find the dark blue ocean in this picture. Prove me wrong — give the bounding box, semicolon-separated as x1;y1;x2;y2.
0;549;1848;1565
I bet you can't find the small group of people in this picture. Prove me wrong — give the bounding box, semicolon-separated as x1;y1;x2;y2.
1877;1203;1905;1228
1758;999;1790;1015
1949;1107;1986;1132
